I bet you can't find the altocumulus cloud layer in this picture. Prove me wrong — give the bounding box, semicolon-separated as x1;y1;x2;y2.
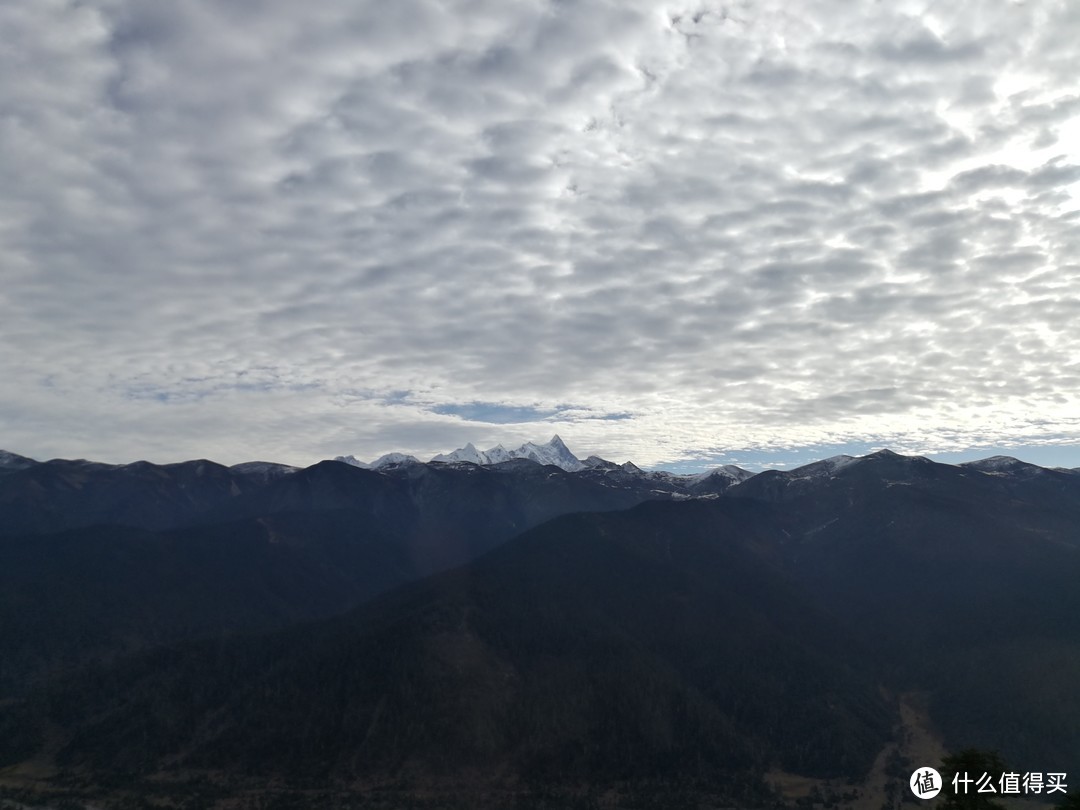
3;0;1080;467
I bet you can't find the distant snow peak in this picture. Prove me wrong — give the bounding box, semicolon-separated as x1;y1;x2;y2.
583;455;619;471
229;461;298;478
688;464;756;485
334;452;421;470
0;450;37;471
514;435;585;471
372;452;421;469
963;455;1025;472
433;435;585;471
821;455;859;473
431;442;488;465
960;456;1067;478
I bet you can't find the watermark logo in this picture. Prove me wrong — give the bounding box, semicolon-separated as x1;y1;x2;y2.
911;767;942;799
910;768;1068;799
953;771;1067;795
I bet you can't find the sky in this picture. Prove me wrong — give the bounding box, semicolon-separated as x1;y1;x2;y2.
2;0;1080;471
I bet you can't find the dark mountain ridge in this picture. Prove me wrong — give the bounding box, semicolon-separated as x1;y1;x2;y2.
0;453;701;699
2;447;1080;806
725;449;1080;772
0;456;257;537
0;447;752;539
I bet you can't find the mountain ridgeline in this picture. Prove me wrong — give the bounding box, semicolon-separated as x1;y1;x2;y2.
1;441;1079;807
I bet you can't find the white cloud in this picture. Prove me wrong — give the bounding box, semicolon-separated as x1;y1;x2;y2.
3;0;1080;467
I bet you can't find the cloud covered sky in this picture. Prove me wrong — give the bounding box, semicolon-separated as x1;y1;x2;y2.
3;0;1080;470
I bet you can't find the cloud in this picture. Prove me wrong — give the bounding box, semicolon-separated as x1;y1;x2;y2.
3;0;1080;468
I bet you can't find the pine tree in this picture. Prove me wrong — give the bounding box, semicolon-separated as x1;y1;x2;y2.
939;749;1006;810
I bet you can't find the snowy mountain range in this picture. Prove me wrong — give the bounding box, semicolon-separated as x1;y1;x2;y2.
334;451;422;470
432;435;586;470
329;439;1080;500
337;435;588;472
0;449;37;472
330;435;760;499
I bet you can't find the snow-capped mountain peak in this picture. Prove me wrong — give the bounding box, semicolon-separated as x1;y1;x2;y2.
229;461;299;479
687;464;757;485
959;455;1076;478
583;455;618;470
0;450;37;471
510;435;584;471
962;455;1027;472
334;452;421;469
432;435;585;471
